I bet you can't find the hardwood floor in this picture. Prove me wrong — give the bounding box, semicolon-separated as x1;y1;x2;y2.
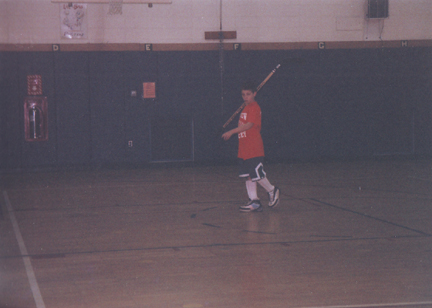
1;159;431;308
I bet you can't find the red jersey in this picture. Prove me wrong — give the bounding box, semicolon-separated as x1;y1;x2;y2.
237;101;265;160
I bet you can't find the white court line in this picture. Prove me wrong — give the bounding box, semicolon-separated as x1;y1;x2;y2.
3;191;46;308
298;301;432;308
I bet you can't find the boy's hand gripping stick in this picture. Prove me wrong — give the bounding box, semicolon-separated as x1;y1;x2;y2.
222;64;281;129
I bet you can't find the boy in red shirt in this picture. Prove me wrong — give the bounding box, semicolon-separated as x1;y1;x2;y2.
222;81;280;212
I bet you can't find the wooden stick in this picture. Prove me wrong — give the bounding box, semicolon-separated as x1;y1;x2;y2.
222;64;281;129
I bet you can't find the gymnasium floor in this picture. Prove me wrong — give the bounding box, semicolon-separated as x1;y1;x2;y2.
1;158;431;308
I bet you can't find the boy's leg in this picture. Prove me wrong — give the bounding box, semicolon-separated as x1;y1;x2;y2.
238;157;280;210
257;177;274;192
239;179;262;212
245;179;258;201
238;159;262;212
257;177;280;207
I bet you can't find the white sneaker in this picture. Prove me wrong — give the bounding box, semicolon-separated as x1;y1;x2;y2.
268;187;280;208
239;199;263;212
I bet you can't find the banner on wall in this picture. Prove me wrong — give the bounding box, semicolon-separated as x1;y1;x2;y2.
60;3;87;39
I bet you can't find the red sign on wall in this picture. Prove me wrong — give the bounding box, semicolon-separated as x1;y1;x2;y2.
143;82;156;99
27;75;43;96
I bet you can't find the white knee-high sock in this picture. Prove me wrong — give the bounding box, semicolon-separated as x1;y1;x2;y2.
246;179;258;200
258;177;275;193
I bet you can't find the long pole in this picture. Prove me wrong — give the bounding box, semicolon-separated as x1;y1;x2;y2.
222;64;281;129
219;0;224;115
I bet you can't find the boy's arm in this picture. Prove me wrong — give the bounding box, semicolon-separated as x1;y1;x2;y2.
222;122;253;140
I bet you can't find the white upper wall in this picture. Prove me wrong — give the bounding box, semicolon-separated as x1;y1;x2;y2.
0;0;431;44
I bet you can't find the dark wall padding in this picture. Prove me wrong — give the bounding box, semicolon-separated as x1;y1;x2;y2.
0;47;431;170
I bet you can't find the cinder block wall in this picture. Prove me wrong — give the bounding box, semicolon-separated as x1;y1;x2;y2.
0;0;431;170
